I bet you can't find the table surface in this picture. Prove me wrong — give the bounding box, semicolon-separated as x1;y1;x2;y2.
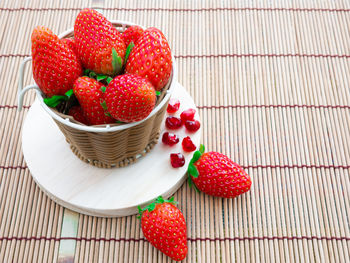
1;0;350;262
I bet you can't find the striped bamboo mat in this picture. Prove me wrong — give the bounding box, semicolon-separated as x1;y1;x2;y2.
1;0;350;262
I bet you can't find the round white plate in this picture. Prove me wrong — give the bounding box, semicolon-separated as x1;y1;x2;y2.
22;83;200;217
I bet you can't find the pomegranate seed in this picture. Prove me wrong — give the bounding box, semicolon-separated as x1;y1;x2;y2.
170;153;185;168
180;108;196;121
167;98;180;113
182;136;196;152
162;132;179;146
185;120;201;132
165;116;183;130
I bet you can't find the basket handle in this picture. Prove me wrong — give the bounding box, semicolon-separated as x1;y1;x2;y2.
18;56;40;111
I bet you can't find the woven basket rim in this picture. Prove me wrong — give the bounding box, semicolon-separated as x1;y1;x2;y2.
34;20;178;133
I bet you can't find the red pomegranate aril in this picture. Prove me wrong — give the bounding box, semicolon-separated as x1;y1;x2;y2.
167;98;180;113
162;132;179;146
170;153;185;168
165;116;183;130
182;136;196;152
180;108;196;121
185;120;201;132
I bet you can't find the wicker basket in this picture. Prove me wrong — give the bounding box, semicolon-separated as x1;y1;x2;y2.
18;20;177;168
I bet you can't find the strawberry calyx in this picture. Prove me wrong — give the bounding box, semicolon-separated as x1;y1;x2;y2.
43;89;74;108
137;196;177;218
112;47;123;76
83;69;113;85
124;42;135;66
187;144;205;191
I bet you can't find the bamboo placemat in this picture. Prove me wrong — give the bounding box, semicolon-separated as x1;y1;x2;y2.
1;0;350;262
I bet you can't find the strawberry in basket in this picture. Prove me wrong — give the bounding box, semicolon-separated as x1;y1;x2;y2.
125;27;172;91
122;25;144;47
74;8;126;76
104;74;156;123
31;26;83;97
68;105;89;125
73;76;115;125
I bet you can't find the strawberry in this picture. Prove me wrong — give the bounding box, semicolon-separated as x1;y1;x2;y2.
73;76;115;125
125;27;172;91
122;25;144;47
68;105;89;125
188;145;252;198
138;196;187;261
61;37;78;55
104;74;156;123
74;8;126;76
31;26;82;97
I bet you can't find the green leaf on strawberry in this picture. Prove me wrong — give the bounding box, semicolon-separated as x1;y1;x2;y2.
65;89;74;98
199;144;205;154
97;74;107;81
83;69;91;76
100;101;108;111
188;163;199;178
84;69;113;86
124;42;135;65
187;144;205;188
187;174;200;193
43;89;74;108
44;95;67;108
156;91;161;96
106;77;113;84
112;47;123;76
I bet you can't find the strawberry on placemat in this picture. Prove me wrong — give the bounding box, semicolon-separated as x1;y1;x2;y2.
188;145;252;198
125;27;172;91
104;74;156;123
74;8;126;76
138;196;188;261
31;26;83;97
73;76;115;125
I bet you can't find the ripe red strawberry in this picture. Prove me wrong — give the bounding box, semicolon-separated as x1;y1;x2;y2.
74;8;126;75
61;37;78;55
122;25;144;47
188;145;252;198
138;196;187;261
31;26;82;97
125;27;172;91
104;74;156;123
73;77;115;125
68;105;89;125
